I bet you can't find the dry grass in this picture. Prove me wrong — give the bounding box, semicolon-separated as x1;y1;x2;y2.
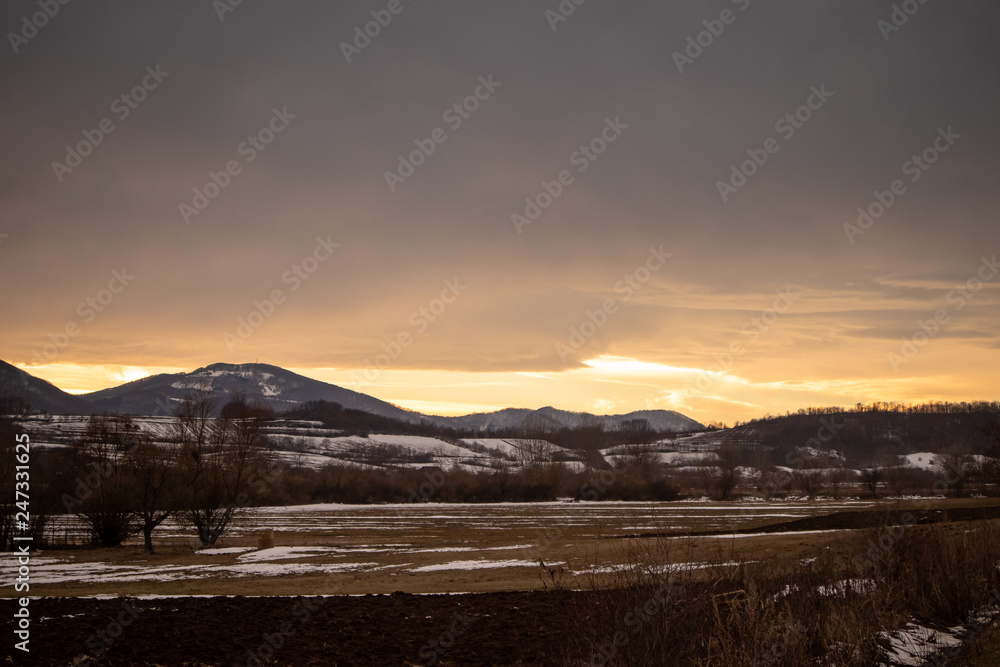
18;498;1000;604
570;518;1000;666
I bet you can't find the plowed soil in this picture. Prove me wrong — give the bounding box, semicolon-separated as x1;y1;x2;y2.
3;591;598;666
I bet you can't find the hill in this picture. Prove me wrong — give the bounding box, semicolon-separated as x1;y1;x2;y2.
0;359;93;414
0;361;704;436
80;362;423;422
437;405;702;434
711;403;1000;464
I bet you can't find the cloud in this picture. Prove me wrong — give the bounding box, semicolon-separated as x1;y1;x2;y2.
2;1;999;421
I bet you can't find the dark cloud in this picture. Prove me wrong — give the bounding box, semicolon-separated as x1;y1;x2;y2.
1;1;998;417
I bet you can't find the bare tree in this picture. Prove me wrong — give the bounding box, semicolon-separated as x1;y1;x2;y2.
71;415;143;547
175;390;222;546
937;445;973;498
981;422;1000;493
177;392;272;547
860;468;882;499
792;468;825;500
715;444;742;500
123;442;179;553
827;467;849;499
619;418;653;444
753;451;788;499
491;459;516;501
696;467;720;499
512;439;555;468
174;389;217;450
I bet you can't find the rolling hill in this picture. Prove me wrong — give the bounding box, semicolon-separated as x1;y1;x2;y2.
0;360;704;434
81;363;423;422
0;359;93;414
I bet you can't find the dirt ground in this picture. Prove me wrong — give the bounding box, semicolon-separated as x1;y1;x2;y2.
4;591;602;666
22;498;997;599
5;498;1000;665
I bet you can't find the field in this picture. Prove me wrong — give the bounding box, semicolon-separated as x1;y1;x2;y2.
17;498;938;597
5;497;1000;665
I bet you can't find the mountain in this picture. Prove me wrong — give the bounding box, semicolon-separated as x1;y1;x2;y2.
0;359;94;414
79;363;423;422
440;406;703;434
0;360;704;434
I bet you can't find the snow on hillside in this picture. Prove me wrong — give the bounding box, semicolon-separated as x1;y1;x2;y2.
20;415;579;472
657;452;720;466
24;414;992;483
901;452;940;472
459;439;583;462
20;414;179;446
899;452;990;472
367;434;472;457
792;446;846;462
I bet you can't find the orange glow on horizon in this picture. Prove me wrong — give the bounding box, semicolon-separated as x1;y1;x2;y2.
15;355;1000;426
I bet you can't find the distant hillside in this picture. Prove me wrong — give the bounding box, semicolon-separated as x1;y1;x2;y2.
0;360;93;415
439;406;703;434
715;403;1000;465
282;400;459;437
80;363;423;422
0;360;704;437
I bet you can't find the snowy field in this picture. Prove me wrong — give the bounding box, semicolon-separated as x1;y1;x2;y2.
16;499;889;595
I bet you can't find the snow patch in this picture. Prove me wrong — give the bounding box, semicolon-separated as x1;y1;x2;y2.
409;559;556;573
195;547;254;556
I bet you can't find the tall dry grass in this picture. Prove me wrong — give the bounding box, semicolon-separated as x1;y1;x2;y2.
568;519;1000;666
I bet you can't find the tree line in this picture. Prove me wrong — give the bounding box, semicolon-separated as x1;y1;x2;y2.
0;390;272;553
4;391;999;553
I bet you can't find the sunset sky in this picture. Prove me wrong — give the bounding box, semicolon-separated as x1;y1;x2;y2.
2;1;999;425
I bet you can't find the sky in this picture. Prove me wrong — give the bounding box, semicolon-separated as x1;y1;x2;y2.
2;1;999;425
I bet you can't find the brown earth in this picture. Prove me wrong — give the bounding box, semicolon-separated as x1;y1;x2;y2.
2;591;600;667
5;500;1000;666
626;503;1000;538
